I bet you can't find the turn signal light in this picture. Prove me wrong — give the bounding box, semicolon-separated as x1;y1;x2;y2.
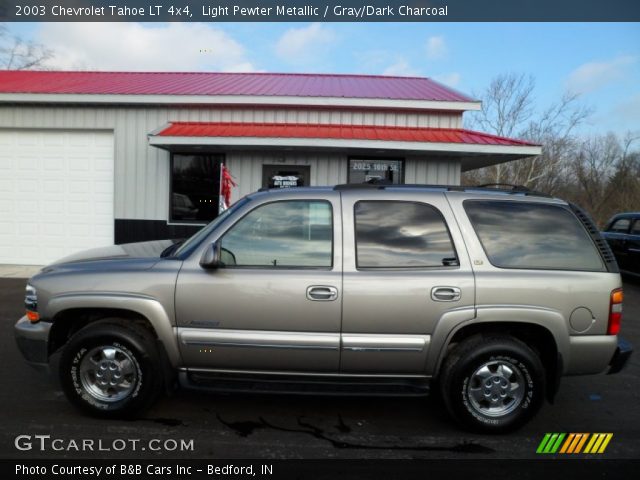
608;288;623;335
25;284;39;323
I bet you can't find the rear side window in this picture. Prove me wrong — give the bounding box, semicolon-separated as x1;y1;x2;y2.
464;200;605;271
608;218;631;233
355;201;457;268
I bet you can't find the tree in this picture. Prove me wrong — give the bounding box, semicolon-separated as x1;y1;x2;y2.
607;149;640;219
569;133;640;225
0;23;53;70
463;73;591;193
465;73;535;185
507;92;591;194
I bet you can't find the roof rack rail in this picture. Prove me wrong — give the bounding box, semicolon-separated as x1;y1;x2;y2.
476;183;530;191
332;182;552;197
333;183;466;191
474;183;552;198
333;183;385;190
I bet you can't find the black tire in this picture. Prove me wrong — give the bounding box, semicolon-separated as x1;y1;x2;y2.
439;335;545;433
59;319;163;417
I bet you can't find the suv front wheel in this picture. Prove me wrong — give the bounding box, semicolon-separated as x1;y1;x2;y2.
439;335;546;433
59;319;163;417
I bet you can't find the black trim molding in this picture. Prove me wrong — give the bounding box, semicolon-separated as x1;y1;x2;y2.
115;219;203;244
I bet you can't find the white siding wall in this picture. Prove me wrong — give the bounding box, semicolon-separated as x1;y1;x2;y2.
0;105;462;220
405;156;461;185
226;152;349;203
226;153;460;203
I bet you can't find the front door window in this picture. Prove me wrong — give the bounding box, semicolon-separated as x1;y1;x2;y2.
220;200;333;268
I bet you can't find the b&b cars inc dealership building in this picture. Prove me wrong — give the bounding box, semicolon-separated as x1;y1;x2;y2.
0;71;540;265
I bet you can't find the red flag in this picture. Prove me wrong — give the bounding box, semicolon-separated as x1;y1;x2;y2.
219;164;237;211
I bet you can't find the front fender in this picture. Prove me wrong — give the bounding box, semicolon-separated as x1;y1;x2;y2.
46;292;181;368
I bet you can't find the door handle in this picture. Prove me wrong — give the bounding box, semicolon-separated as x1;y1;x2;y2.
306;286;338;302
431;286;461;302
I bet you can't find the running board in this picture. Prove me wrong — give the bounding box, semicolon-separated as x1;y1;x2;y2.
179;371;431;397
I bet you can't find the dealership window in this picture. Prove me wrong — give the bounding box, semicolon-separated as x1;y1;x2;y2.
348;158;404;184
354;201;457;268
170;154;223;223
262;165;311;189
220;201;333;268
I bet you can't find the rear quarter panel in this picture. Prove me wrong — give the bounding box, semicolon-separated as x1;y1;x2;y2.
445;192;622;372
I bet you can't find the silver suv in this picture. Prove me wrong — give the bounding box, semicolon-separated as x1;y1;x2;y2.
14;184;632;432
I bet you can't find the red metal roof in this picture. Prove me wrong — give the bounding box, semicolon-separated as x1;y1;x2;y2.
155;122;536;146
0;71;473;102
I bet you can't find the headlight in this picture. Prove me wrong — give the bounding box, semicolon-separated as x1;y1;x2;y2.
25;284;39;323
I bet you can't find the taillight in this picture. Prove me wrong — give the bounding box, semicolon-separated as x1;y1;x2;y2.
608;288;623;335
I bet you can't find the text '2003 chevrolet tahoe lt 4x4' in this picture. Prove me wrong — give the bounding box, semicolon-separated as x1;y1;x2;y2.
15;184;633;432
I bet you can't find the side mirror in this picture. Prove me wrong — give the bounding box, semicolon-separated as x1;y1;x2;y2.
199;242;221;269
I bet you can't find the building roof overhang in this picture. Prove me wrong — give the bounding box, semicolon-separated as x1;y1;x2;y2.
0;93;480;111
148;122;542;171
0;71;479;112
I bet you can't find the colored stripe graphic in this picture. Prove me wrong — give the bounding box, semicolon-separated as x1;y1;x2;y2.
543;433;559;453
573;433;589;453
567;433;581;453
536;433;566;454
536;433;552;453
559;433;575;453
598;433;613;453
584;433;614;454
537;433;613;454
550;433;565;453
584;434;600;453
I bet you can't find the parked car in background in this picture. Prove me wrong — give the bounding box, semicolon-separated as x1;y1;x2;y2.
602;212;640;276
171;193;199;221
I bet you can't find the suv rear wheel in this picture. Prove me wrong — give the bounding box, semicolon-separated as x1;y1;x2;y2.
439;335;545;433
59;319;163;417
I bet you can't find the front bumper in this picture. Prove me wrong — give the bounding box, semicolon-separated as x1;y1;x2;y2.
14;315;51;372
608;337;633;374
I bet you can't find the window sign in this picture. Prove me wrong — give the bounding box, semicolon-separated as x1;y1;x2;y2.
262;165;311;189
348;158;404;184
272;175;300;188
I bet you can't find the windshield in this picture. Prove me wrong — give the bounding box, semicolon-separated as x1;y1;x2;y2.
172;196;252;258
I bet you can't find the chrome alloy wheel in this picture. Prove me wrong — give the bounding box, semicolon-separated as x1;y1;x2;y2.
79;346;138;402
467;359;525;417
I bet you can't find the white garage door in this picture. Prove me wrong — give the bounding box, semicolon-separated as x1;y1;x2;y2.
0;130;114;265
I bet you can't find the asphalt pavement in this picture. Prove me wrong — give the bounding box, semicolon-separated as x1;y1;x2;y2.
1;277;639;460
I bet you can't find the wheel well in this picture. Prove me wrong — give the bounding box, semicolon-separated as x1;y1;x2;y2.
49;308;159;356
444;322;561;402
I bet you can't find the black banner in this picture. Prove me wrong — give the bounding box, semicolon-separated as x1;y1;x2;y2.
1;0;640;22
4;459;640;480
